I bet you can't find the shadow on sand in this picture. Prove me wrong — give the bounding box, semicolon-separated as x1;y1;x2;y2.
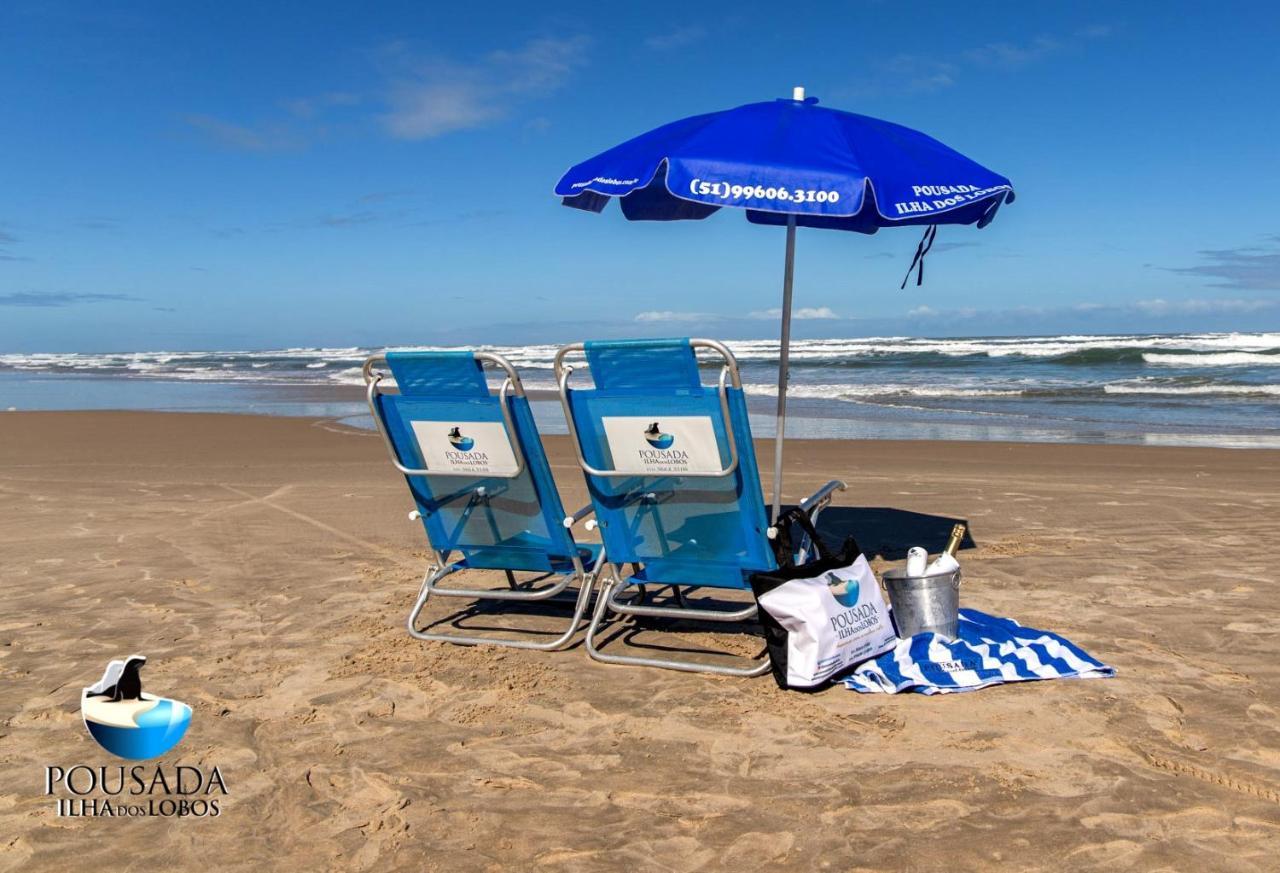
411;508;977;664
808;506;976;561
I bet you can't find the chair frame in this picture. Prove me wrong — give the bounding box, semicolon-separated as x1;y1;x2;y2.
554;339;845;675
365;352;604;651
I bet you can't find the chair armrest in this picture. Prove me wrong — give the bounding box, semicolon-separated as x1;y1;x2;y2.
767;480;846;539
799;479;846;515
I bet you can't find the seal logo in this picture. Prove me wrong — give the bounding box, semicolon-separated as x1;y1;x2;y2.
81;655;192;760
447;426;475;452
643;421;675;450
825;572;861;608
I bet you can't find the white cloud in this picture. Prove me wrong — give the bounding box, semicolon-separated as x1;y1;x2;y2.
183;36;589;149
381;36;590;140
185;96;362;152
634;310;716;323
856;26;1112;96
1129;297;1276;315
281;91;361;119
183;114;300;152
639;306;840;323
864;54;957;94
1077;24;1113;39
749;306;839;320
644;26;706;51
964;37;1061;69
1167;238;1280;290
907;297;1278;322
382;83;501;139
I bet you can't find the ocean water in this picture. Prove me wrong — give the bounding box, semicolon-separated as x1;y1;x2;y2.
3;333;1279;447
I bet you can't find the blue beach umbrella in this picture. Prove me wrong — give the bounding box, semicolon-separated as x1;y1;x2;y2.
555;87;1014;522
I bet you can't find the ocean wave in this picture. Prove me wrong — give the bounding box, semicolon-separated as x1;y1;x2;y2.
742;382;1024;399
4;336;1280;403
1142;352;1280;367
735;334;1280;364
1104;383;1280;396
1043;347;1149;365
5;333;1279;372
326;367;367;385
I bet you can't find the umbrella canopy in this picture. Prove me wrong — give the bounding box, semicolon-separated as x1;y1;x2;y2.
555;89;1015;521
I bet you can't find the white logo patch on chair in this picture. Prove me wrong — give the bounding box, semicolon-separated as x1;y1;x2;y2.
409;420;519;476
601;416;722;475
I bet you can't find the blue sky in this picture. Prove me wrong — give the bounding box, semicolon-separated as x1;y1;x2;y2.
2;0;1279;352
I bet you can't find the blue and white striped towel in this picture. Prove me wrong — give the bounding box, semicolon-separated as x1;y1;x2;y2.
844;608;1114;695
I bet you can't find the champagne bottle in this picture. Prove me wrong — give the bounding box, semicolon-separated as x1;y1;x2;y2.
926;523;967;574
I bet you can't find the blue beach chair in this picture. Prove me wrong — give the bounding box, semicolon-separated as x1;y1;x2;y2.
554;338;844;675
364;350;604;650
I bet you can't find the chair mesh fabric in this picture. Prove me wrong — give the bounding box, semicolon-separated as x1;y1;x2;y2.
584;338;703;392
386;350;489;397
380;352;579;572
567;339;776;588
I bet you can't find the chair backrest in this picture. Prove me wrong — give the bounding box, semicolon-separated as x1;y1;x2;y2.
556;338;776;589
366;350;577;573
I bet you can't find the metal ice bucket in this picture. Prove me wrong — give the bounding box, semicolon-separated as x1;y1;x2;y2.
882;565;962;640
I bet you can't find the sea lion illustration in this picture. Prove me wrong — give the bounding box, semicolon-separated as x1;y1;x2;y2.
643;422;675;449
825;572;861;608
447;426;475;451
85;654;146;701
81;654;192;759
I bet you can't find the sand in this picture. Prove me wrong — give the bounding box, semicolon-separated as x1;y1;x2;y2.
2;410;1279;871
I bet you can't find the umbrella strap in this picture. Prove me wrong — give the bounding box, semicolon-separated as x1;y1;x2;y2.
900;224;938;289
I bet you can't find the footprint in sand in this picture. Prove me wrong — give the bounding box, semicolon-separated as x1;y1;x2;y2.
722;831;796;865
1246;703;1277;726
1135;694;1185;740
1224;621;1280;634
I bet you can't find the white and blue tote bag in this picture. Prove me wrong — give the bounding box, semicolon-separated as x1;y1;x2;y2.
751;510;897;690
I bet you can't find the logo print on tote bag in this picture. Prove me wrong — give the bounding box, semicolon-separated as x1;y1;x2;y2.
81;655;192;760
643;422;675;450
447;426;475;452
825;571;861;608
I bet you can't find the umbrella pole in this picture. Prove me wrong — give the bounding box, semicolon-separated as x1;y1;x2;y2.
770;214;797;524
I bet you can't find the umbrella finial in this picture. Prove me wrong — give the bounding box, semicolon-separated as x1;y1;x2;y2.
792;86;805;101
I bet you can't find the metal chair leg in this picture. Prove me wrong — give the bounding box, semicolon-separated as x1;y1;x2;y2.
407;551;606;651
584;570;771;677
